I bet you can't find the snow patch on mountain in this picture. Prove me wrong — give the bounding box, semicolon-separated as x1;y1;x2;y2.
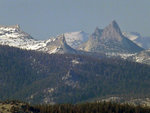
123;32;141;41
0;25;48;50
64;31;89;49
106;52;135;59
131;49;150;65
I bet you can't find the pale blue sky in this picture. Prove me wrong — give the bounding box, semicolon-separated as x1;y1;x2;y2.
0;0;150;39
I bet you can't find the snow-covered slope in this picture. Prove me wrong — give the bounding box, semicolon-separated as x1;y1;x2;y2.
0;24;150;65
0;25;47;50
131;49;150;65
64;31;89;49
122;32;141;41
0;25;79;54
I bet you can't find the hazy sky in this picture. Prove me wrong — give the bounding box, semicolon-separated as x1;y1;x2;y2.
0;0;150;39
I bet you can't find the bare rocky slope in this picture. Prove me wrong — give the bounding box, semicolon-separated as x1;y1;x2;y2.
79;21;144;54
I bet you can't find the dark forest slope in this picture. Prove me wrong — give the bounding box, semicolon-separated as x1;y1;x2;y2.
0;45;150;104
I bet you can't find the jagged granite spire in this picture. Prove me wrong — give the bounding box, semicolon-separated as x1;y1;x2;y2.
101;20;123;41
42;34;78;54
92;27;103;37
59;34;67;45
80;21;144;53
109;20;121;32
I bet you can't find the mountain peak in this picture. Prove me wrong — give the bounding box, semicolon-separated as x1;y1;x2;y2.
43;34;78;54
0;24;20;29
106;20;121;34
92;27;103;37
80;21;144;53
110;20;118;26
57;34;67;45
64;31;89;49
101;20;123;41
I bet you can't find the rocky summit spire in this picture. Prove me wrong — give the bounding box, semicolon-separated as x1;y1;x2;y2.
110;20;120;29
101;20;123;41
44;34;78;54
108;20;122;34
92;27;103;37
80;20;144;53
60;34;67;44
55;34;68;46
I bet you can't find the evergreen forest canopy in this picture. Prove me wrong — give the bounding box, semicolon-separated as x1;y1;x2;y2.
0;45;150;104
1;100;150;113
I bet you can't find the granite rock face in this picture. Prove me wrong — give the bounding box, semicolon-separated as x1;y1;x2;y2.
80;21;144;53
39;34;78;54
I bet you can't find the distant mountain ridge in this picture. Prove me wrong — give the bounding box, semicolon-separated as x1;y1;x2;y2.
0;22;150;104
0;25;81;54
0;22;145;55
123;32;150;49
64;31;89;49
79;21;144;54
1;22;150;65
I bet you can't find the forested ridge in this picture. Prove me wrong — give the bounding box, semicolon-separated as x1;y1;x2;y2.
1;100;150;113
0;45;150;104
34;102;150;113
